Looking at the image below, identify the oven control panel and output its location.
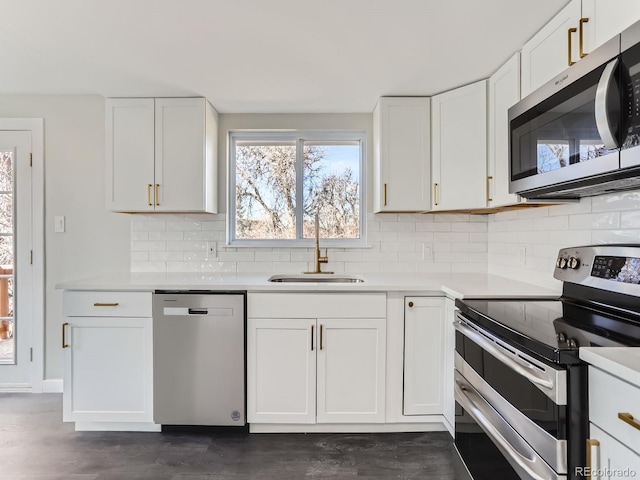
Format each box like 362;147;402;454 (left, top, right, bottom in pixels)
554;245;640;293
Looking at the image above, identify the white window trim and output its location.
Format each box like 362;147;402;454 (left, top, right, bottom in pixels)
228;130;367;247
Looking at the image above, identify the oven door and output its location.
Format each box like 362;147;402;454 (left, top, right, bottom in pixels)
509;35;621;196
454;313;568;480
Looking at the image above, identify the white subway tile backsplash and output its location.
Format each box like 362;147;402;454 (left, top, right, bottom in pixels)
255;252;291;262
167;241;204;252
621;211;640;228
380;221;415;232
416;222;451;232
568;212;620;230
533;215;569;231
184;231;220;241
149;251;185;262
131;231;149;241
591;191;640;212
167;221;202;231
131;241;166;251
131;251;149;262
591;229;640;244
149;231;184;241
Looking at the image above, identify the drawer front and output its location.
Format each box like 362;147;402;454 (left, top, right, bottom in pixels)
589;366;640;456
589;424;640;477
248;293;386;319
63;291;152;317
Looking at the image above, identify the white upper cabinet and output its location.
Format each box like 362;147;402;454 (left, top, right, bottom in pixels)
431;80;487;211
487;53;521;208
521;0;582;97
582;0;640;52
106;97;218;213
373;97;431;212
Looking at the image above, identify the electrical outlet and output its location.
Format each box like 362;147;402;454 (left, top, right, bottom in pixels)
205;241;217;260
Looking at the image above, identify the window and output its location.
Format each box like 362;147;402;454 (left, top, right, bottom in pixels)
229;131;365;245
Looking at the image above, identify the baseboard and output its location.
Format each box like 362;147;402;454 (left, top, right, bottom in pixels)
42;378;63;393
249;422;447;433
0;383;31;393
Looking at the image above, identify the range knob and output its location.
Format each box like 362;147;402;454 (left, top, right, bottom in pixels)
568;338;579;349
568;257;581;269
558;257;568;269
557;332;567;343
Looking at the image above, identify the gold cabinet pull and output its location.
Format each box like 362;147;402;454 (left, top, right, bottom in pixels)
568;27;577;66
93;302;119;307
586;438;600;480
383;183;388;206
618;412;640;431
62;322;69;349
155;184;160;206
433;183;439;206
320;324;324;350
579;17;589;58
408;301;414;308
311;324;314;351
487;176;493;202
147;184;153;206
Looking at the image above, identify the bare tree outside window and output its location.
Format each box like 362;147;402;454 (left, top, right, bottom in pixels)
233;134;362;242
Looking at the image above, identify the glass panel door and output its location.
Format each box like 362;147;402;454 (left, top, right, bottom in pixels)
0;150;14;364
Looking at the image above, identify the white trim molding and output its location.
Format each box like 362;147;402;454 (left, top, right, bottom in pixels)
42;378;63;393
0;118;45;393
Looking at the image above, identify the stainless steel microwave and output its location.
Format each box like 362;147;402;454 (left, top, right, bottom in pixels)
509;20;640;199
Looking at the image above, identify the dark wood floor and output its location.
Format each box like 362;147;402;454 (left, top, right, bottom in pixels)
0;393;458;479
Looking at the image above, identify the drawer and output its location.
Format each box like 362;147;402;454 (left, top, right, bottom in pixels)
589;366;640;456
589;424;640;476
63;291;152;317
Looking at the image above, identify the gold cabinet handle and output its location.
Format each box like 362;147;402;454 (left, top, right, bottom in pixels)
568;27;577;66
320;324;324;350
311;324;314;351
579;17;589;58
93;302;119;307
618;412;640;431
147;184;153;206
408;301;414;308
487;176;493;202
586;438;600;480
383;183;387;207
433;183;439;206
62;322;69;349
155;184;160;206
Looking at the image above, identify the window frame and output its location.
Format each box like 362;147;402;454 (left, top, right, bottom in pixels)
228;130;367;247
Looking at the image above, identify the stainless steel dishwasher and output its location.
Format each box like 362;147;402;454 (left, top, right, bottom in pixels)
153;291;245;426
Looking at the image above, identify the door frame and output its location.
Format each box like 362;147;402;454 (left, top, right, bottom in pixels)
0;119;44;393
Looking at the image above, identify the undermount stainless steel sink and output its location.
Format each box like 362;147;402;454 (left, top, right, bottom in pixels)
268;274;365;283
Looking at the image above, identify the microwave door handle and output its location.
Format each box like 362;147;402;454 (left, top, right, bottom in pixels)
595;58;620;150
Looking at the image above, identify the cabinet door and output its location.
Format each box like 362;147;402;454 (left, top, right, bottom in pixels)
316;318;386;423
488;53;521;208
105;98;155;212
247;318;316;424
154;98;217;213
582;0;640;53
431;80;487;211
442;298;456;433
373;97;431;212
589;424;640;478
403;297;444;416
521;0;581;97
63;317;153;423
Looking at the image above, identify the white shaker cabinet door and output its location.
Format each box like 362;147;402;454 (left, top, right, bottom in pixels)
105;98;155;212
247;318;317;424
316;318;386;423
582;0;640;53
154;98;217;213
431;80;487;211
62;317;154;424
403;297;445;416
488;53;521;208
521;0;581;97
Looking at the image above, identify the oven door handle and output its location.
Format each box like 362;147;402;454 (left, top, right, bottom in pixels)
454;320;554;391
455;378;557;480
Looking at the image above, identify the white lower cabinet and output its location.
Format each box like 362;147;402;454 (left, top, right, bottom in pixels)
62;291;157;431
589;424;640;479
403;297;444;416
247;293;387;426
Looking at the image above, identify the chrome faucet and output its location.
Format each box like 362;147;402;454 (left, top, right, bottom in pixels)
304;214;333;274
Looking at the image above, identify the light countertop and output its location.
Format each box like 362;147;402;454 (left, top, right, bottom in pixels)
55;272;560;299
580;347;640;389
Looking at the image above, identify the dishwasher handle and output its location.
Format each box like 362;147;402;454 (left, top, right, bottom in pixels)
188;308;208;315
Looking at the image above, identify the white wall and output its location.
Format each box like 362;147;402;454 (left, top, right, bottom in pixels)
0;95;130;379
488;192;640;289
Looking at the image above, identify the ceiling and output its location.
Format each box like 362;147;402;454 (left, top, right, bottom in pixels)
0;0;566;113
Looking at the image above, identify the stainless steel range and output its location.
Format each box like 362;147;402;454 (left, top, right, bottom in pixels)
454;245;640;480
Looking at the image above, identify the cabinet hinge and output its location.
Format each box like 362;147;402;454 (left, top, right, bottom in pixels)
30;348;33;362
29;153;32;167
30;250;33;265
